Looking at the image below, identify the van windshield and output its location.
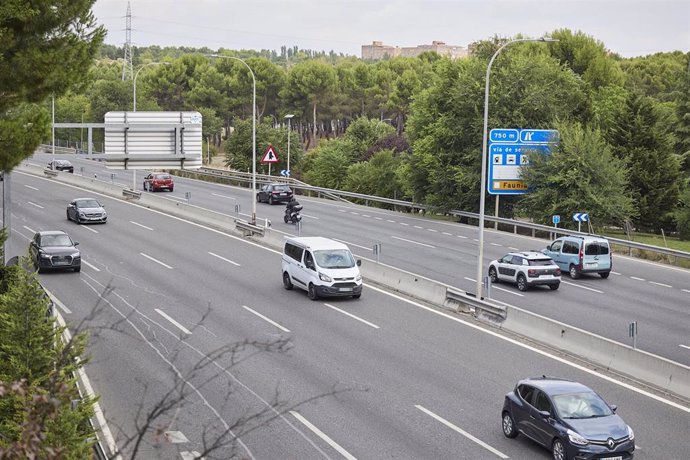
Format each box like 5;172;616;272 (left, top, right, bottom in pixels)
314;249;355;269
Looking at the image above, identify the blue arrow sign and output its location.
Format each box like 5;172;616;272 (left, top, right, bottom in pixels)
572;212;589;222
519;129;559;144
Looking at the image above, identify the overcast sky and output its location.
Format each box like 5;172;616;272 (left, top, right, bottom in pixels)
92;0;689;58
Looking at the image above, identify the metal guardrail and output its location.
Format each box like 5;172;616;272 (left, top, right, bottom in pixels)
445;288;507;320
235;219;265;237
122;188;142;199
43;168;59;177
194;166;690;264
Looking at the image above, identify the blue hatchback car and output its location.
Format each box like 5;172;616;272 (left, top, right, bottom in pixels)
502;376;635;460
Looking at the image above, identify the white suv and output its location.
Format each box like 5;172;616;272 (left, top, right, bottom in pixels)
488;251;561;291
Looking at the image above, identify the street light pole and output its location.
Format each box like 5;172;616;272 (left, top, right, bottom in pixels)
284;114;294;176
208;54;257;224
475;37;557;300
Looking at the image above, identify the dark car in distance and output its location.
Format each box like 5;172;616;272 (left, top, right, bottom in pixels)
256;183;293;204
143;173;174;192
502;376;635;460
47;159;74;173
29;230;81;273
66;198;107;224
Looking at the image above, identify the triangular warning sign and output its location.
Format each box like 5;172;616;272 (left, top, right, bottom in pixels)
261;145;279;163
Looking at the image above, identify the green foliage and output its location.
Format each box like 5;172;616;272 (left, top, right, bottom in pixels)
0;262;94;456
608;94;683;231
224;118;303;173
344;150;403;201
621;51;688;102
518;122;636;228
301;139;353;189
676;189;690;240
283;60;338;133
0;0;105;171
343;117;396;161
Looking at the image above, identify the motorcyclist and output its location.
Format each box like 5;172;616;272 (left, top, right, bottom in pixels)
286;196;300;215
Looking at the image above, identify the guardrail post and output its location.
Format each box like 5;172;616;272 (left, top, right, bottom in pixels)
234;204;241;220
185;191;191;203
484;275;491;299
110;173;116;184
373;243;382;263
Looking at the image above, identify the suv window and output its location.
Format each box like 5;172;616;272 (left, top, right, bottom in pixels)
585;242;609;255
284;242;304;262
517;384;535;404
273;184;290;191
562;240;580;254
534;390;553;413
550;240;562;252
510;256;523;265
528;258;554;266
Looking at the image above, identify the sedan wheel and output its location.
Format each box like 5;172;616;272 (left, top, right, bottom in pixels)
569;264;581;279
502;412;518;438
256;194;261;202
552;438;566;460
516;274;528;291
488;266;499;283
283;272;293;290
268;196;274;205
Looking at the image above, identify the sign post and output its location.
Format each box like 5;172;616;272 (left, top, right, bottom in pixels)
572;212;589;232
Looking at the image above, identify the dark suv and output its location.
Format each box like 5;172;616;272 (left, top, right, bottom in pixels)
29;231;81;273
502;376;635;460
47;159;74;173
256;183;293;204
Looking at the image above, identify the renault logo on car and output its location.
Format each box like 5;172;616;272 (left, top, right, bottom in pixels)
607;438;615;449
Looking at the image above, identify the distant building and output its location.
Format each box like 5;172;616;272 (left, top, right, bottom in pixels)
362;40;468;60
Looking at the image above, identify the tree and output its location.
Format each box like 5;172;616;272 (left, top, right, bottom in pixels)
0;0;105;171
301;139;353;189
518;122;636;228
283;60;337;140
608;94;683;231
344;149;403;203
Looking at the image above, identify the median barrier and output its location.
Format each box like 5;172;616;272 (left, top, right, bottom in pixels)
16;162;690;402
500;305;690;399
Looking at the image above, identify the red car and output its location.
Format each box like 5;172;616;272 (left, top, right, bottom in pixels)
143;173;174;192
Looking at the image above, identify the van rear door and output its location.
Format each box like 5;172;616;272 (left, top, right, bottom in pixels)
583;240;611;271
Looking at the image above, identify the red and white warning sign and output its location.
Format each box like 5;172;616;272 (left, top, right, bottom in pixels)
261;145;279;163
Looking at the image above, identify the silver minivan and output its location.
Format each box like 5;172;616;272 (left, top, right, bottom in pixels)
542;236;612;279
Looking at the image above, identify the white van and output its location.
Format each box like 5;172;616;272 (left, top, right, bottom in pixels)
282;237;362;300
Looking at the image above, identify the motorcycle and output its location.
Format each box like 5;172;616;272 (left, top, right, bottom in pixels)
284;204;303;224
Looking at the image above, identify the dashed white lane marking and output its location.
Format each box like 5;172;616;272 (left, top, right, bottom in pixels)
457;235;468;239
442;232;452;236
649;281;672;288
242;305;290;332
683;289;690;294
387;219;395;223
140;252;173;269
333;238;372;251
23;225;36;234
24;185;39;190
464;277;524;297
560;281;603;294
413;225;423;229
489;242;501;247
155;308;191;335
81;260;100;272
301;213;319;219
28;201;44;209
375;217;383;220
211;192;236;200
680;344;690;351
290;411;357;460
508;247;520;251
180;452;204;460
208;251;241;266
611;271;622;275
427;228;438;232
631;276;646;281
392;236;435;248
82;225;99;233
130;220;154;231
362;214;371;218
416;405;508;458
350;212;359;215
323;303;379;329
400;222;409;226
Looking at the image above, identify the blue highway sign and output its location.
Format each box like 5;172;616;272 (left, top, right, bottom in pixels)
572;212;589;222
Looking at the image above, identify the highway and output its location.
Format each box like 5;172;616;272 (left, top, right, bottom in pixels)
27;153;690;365
3;157;689;459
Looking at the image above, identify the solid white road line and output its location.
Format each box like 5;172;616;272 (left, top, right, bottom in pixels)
365;283;690;414
290;411;357;460
301;214;319;219
28;201;44;209
631;276;646;281
649;281;672;288
680;344;690;351
242;305;290;332
211;192;236;200
140;252;173;269
560;280;603;294
81;260;100;272
323;303;380;329
130;220;154;231
415;405;508;459
209;251;241;266
44;287;72;314
155;308;192;335
24;185;39;190
23;225;36;234
392;236;435;249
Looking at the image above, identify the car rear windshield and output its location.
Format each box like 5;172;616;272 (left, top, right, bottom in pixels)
585;242;609;255
155;174;171;180
273;185;290;191
528;258;554;266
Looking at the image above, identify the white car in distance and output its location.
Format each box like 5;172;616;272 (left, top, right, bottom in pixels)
488;251;561;291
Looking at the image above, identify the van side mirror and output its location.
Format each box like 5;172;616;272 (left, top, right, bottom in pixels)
74;242;79;246
610;404;617;413
356;259;361;266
